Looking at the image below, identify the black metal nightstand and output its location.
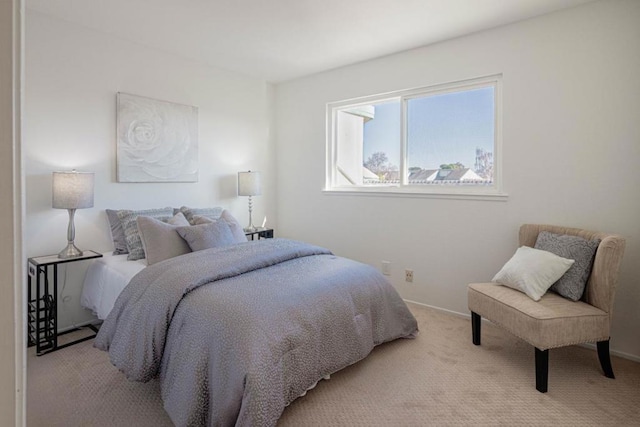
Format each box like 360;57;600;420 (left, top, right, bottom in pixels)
27;250;102;355
245;228;274;241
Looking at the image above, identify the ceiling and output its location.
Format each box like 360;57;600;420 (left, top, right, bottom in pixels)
27;0;596;83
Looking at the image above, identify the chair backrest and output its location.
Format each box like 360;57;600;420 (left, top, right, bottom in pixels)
519;224;625;316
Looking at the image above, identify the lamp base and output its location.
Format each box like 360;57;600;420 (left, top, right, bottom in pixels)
58;242;83;259
243;225;257;233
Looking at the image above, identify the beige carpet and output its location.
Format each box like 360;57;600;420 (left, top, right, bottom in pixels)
27;303;640;426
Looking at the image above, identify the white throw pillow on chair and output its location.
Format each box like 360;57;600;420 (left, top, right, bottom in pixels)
492;246;575;301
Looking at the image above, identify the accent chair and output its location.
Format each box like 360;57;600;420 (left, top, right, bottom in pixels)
467;224;626;392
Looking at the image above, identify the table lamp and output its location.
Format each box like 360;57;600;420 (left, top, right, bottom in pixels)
52;170;95;258
237;170;262;232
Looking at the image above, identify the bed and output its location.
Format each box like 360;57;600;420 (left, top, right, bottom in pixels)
92;238;417;426
80;252;146;320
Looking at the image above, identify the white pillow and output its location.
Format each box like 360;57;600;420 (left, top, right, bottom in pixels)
492;246;575;301
136;212;192;265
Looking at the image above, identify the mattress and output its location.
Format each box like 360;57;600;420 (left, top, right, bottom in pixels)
81;253;146;320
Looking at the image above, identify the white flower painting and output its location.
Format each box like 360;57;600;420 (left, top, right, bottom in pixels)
117;93;198;182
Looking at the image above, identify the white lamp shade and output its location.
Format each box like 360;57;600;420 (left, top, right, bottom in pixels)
238;171;262;196
52;171;95;209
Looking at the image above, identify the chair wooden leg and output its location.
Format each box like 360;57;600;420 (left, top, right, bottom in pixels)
471;312;481;345
535;348;549;393
597;340;615;379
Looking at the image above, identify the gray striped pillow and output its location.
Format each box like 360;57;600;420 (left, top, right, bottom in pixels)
117;207;174;261
179;206;223;225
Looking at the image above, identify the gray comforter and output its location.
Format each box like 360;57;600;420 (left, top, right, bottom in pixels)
95;238;418;426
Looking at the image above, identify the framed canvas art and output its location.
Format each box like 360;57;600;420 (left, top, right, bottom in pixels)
116;93;198;182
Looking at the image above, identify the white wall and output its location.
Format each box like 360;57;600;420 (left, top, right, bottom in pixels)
275;0;640;359
25;10;276;329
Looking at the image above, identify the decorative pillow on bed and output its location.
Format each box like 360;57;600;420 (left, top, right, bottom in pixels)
176;220;237;252
192;215;212;225
492;246;575;301
534;231;600;301
193;210;247;243
106;209;129;255
137;213;192;265
179;206;224;225
117;207;175;261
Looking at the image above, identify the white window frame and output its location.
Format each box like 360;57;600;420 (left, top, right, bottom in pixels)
325;75;507;201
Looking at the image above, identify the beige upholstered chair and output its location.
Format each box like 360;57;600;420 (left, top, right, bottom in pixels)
468;224;625;392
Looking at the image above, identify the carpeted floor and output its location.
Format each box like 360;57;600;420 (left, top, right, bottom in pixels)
27;302;640;426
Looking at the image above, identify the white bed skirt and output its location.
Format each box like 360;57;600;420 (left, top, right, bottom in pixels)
81;253;146;320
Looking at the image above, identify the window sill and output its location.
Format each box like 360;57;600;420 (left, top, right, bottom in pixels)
322;186;508;202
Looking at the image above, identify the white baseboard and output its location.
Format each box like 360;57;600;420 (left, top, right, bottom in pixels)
580;342;640;363
404;299;640;363
404;299;470;319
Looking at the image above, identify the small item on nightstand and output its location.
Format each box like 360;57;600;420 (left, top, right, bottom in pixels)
245;228;274;241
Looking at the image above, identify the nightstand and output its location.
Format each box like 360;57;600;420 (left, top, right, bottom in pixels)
245;228;274;240
27;250;103;355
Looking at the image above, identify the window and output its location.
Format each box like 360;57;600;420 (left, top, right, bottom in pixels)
326;75;504;199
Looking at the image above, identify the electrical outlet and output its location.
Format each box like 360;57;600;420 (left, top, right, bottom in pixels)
405;269;414;283
381;261;391;276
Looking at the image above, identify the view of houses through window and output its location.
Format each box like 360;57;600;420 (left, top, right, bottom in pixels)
328;76;501;195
